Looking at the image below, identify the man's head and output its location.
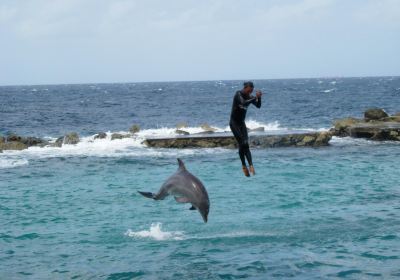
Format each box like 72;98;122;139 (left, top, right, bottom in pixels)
242;81;254;95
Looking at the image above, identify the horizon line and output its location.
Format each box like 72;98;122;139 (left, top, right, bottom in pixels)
1;74;399;88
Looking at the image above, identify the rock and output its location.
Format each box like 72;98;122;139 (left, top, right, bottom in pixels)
94;132;107;139
176;122;188;129
0;134;48;150
297;135;316;146
332;112;400;141
348;122;400;141
315;131;333;146
21;137;48;147
248;127;265;132
111;133;130;140
364;108;389;121
0;141;28;151
332;117;362;137
175;129;190;135
63;132;80;144
7;134;22;142
55;137;64;147
129;124;140;134
382;116;400;122
389;131;399;138
55;132;80;146
200;123;217;132
143;131;331;148
395;112;400;117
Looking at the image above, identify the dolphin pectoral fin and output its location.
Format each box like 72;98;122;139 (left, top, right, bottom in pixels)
138;191;155;199
189;205;196;210
174;196;190;203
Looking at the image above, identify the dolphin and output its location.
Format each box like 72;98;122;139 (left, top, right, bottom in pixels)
138;158;210;223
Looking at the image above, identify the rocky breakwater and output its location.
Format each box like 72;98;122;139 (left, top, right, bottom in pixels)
0;135;49;152
331;108;400;141
0;124;141;152
143;130;332;149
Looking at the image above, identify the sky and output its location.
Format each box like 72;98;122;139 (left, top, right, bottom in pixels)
0;0;399;85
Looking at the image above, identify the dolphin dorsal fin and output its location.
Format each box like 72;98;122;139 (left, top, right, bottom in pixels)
177;158;186;170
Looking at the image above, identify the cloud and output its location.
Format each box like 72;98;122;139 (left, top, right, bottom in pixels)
0;4;16;23
354;0;400;29
0;0;399;85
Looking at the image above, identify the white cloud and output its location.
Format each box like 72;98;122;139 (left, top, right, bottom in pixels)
354;0;400;28
0;0;399;85
0;4;16;23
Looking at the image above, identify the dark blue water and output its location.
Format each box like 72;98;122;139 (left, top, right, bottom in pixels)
1;77;400;279
1;77;399;137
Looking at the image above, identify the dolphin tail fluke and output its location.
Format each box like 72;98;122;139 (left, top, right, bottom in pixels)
138;191;156;199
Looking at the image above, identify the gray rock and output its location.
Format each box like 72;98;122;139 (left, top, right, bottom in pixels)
381;116;400;122
63;132;80;145
55;132;80;146
21;137;48;147
175;129;190;135
332;113;400;141
143;132;332;148
54;137;64;147
111;133;130;140
348;122;400;141
0;134;48;150
364;108;389;121
7;134;22;142
332;117;362;137
129;124;140;134
94;132;107;139
0;141;28;151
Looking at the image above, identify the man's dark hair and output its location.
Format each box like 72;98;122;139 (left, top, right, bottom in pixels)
243;81;254;88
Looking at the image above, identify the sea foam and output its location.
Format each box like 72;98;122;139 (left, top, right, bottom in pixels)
125;223;185;241
0;158;29;169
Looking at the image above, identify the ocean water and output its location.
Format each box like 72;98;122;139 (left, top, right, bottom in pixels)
1;77;400;279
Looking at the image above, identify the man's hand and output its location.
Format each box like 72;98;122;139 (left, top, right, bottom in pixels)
256;90;262;98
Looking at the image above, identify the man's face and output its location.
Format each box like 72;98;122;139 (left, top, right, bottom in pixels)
243;86;254;95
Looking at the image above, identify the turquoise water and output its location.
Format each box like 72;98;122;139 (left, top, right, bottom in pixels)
1;140;400;279
1;78;400;279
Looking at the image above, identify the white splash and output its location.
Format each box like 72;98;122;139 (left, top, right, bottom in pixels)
322;88;336;93
0;158;29;169
245;119;283;131
125;223;185;241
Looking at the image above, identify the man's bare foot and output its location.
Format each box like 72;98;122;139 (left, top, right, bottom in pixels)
249;165;255;176
242;166;250;177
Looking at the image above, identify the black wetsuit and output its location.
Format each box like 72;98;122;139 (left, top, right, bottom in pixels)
229;90;261;166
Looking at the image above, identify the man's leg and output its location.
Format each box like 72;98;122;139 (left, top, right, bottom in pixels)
230;121;250;177
241;125;255;175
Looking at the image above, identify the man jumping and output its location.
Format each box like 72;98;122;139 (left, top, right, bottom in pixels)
229;81;262;177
